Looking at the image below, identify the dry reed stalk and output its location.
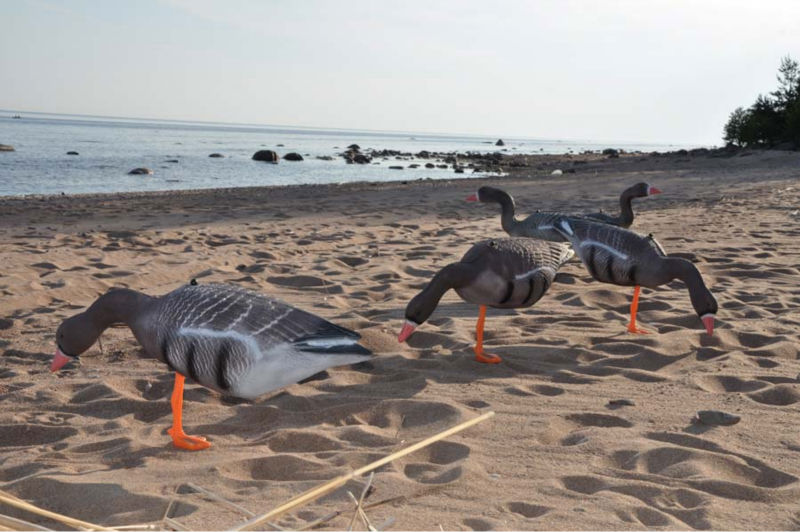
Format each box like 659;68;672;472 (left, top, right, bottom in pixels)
233;411;495;531
345;492;373;531
0;512;52;531
346;472;374;531
109;525;157;530
0;489;112;531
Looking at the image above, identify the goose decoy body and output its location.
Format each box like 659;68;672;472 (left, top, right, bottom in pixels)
51;282;373;451
398;238;574;363
466;183;661;239
583;182;661;228
552;216;717;335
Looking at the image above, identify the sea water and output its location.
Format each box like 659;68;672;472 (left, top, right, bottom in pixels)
0;111;702;197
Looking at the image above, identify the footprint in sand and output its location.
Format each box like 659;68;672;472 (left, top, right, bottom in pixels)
401;441;470;484
507;502;551;519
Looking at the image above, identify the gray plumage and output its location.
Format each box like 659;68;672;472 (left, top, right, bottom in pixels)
551;216;718;321
403;238;574;326
552;216;666;287
55;283;373;399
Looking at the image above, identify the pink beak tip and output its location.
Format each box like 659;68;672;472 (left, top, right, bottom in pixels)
649;186;662;195
50;348;72;372
398;323;417;343
702;315;715;336
465;194;478;202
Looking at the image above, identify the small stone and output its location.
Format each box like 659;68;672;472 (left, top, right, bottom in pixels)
694;410;741;426
209;153;224;158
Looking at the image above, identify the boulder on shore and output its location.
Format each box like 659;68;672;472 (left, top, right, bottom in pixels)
0;144;14;152
283;152;304;161
128;167;153;175
252;150;279;163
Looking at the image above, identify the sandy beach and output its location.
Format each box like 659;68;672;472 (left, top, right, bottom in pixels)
2;149;800;530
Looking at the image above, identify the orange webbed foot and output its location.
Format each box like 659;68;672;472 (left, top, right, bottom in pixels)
626;323;651;335
474;349;502;364
168;428;211;451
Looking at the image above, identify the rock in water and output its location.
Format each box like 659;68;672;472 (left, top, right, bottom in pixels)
67;151;79;155
495;139;505;146
209;153;224;158
0;144;14;152
128;167;153;175
283;152;304;161
252;150;279;163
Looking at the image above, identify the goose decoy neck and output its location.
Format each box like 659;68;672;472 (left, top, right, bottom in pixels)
53;288;153;368
665;257;717;335
617;182;659;227
471;186;518;234
399;263;473;342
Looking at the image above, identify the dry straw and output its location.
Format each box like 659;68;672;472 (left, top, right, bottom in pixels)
233;410;495;531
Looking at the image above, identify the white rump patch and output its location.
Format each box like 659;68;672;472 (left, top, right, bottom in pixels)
579;240;629;260
302;337;358;347
558;219;574;236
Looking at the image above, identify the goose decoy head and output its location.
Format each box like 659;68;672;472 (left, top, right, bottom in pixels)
692;291;718;336
398;289;440;343
465;186;509;203
52;314;97;371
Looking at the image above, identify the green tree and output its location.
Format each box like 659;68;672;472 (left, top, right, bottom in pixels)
723;107;749;145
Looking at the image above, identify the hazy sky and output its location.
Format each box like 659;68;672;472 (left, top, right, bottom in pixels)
2;0;800;144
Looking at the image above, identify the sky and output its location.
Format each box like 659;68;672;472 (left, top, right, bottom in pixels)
2;0;800;145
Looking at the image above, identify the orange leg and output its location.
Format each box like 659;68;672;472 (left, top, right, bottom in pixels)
167;373;211;451
626;286;650;334
474;305;502;364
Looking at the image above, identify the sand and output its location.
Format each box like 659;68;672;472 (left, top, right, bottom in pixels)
1;149;799;530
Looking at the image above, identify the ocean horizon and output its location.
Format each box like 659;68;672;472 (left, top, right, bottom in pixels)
0;110;708;197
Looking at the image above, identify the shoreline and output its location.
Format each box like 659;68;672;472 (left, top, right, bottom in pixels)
2;147;797;205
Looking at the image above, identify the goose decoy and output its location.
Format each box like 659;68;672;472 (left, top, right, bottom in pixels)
583;182;661;228
51;282;373;451
466;183;661;239
552;216;717;335
398;238;574;363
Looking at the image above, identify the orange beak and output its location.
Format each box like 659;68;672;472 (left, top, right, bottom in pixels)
398;322;417;343
50;348;73;372
465;194;478;202
648;186;662;195
701;315;714;336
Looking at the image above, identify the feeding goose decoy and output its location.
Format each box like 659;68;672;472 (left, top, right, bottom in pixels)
466;183;661;239
398;238;574;364
552;216;717;335
51;282;373;451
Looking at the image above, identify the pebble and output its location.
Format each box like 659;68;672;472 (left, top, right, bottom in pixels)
694;410;741;426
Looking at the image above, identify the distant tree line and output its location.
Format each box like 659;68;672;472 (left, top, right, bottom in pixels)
723;55;800;149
